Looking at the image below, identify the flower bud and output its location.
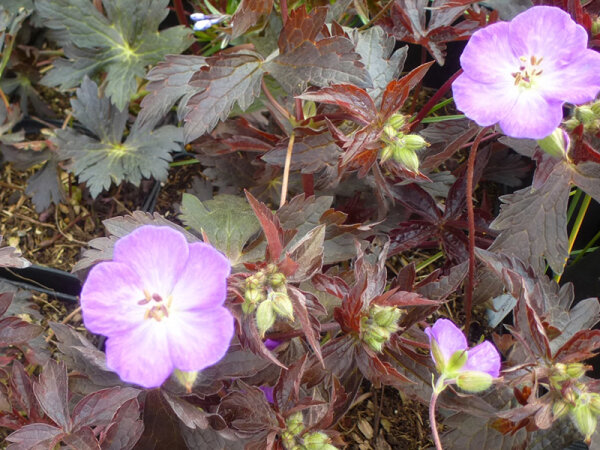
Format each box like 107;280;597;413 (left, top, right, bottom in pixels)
383;125;397;139
572;404;598;441
589;393;600;416
566;363;588;380
393;144;421;173
593;18;600;35
372;305;402;330
553;399;570;419
303;431;337;450
244;287;263;305
576;105;595;124
590;101;600;116
455;370;493;393
303;101;317;119
256;300;276;337
173;369;198;393
387;113;405;130
269;272;286;287
270;291;294;320
402;134;429;152
286;411;305;436
537;128;569;159
380;144;394;163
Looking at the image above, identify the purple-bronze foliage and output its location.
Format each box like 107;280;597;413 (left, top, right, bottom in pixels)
425;318;501;378
453;6;600;139
80;225;234;388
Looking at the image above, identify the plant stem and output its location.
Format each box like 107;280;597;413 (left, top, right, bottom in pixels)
555;193;591;282
261;79;293;121
280;0;288;24
280;132;295;207
429;379;445;450
172;0;187;26
571;229;600;266
566;188;582;225
465;127;488;334
409;69;463;132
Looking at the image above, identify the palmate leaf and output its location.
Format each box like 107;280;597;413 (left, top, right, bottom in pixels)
54;78;182;198
264;6;372;95
351;26;407;103
183;50;265;143
230;0;274;39
179;193;261;266
35;0;193;110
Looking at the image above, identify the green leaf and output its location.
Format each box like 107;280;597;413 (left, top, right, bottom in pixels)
179;193;261;265
35;0;193;109
54;77;182;197
183;50;265;142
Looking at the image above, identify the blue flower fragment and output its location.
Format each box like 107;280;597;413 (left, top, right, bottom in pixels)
190;12;225;31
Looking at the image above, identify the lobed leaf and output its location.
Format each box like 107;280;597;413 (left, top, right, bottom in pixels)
32;360;71;431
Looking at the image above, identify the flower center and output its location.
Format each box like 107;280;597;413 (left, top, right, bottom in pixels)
512;55;544;88
138;289;173;322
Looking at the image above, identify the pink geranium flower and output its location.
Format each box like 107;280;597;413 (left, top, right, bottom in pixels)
80;225;234;388
425;318;500;379
452;6;600;139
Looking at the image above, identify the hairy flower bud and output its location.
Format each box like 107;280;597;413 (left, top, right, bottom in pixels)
537;128;569;159
572;404;598;442
269;272;286;287
392;143;421;173
566;363;588;380
553;399;570;420
303;431;337;450
387;113;405;130
372;305;402;330
256;300;276;337
456;370;493;393
270;291;294;320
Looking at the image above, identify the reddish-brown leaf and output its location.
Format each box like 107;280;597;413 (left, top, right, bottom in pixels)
297;84;377;125
379;61;434;120
231;0;274;39
245;190;285;261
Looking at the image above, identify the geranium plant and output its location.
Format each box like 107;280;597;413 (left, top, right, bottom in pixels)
1;1;600;449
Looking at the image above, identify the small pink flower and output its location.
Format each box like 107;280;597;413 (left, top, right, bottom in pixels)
81;225;234;388
425;318;500;378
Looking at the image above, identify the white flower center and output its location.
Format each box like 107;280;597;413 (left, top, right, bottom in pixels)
512;55;544;88
138;289;173;322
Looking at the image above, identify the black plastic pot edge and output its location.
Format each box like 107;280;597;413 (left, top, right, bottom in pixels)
0;265;80;303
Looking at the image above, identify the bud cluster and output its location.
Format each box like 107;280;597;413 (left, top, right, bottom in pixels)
243;264;293;337
360;304;402;352
564;101;600;133
379;113;429;173
548;362;600;441
281;412;336;450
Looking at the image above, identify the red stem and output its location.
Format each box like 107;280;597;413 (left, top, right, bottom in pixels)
294;97;314;197
280;0;288;24
172;0;187;25
409;68;463;132
429;388;443;450
464;127;489;334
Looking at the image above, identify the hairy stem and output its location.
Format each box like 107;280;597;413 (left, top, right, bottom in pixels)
429;378;445;450
465;127;488;333
280;133;296;207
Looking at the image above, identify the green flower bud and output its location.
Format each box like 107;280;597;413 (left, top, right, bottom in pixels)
380;144;395;163
589;393;600;416
387;113;405;130
446;349;468;376
256;300;276;337
270;291;295;320
372;305;402;330
173;369;198;393
537;128;569;159
303;431;337;450
364;334;386;353
286;411;305;437
455;370;493;393
553;399;571;419
383;125;398;139
576;105;595;124
572;404;598;441
402;134;429;152
563;117;580;131
266;263;278;274
269;272;286;287
566;363;588;380
592;18;600;36
393;145;421;173
244;287;263;305
303;101;317;119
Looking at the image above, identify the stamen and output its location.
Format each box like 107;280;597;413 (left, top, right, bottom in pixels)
152;293;163;302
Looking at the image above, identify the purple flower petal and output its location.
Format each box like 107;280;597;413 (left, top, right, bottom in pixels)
167;307;234;372
498;93;563;139
539;51;600;105
458;22;517;85
452;74;517;127
113;226;188;298
170;243;230;311
463;341;501;378
80;261;145;335
425;318;467;366
105;322;173;388
508;6;585;68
